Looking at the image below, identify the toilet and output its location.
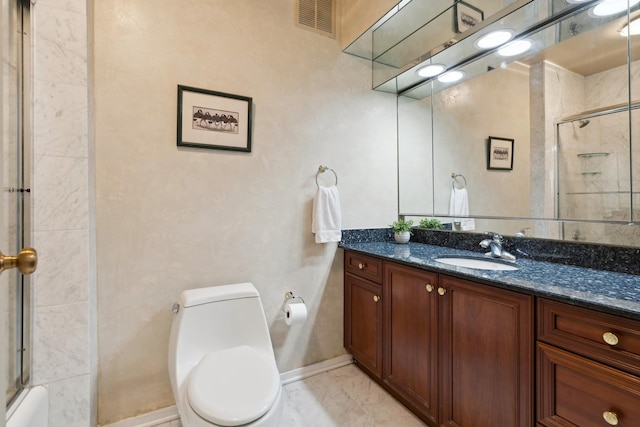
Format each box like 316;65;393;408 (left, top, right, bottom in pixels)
168;282;284;427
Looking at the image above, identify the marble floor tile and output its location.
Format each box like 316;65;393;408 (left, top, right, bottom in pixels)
281;364;426;427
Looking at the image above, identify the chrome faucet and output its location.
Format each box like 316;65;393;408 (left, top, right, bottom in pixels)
479;232;516;261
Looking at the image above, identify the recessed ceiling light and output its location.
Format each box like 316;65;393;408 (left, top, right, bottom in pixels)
593;0;640;17
497;39;532;56
437;70;465;83
621;17;640;36
416;64;447;78
475;29;514;49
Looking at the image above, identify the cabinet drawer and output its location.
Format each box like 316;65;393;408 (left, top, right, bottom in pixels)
538;299;640;376
345;251;383;284
538;342;640;427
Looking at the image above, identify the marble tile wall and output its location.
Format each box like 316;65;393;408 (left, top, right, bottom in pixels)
554;59;640;246
30;0;93;426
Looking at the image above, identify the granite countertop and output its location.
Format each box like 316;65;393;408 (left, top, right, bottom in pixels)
340;241;640;321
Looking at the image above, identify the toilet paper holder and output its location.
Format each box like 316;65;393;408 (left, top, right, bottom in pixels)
283;291;305;312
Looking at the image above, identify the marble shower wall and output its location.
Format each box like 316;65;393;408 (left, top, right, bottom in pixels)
555;60;640;246
30;0;93;426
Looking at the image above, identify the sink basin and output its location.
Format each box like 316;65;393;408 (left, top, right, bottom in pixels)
433;255;519;271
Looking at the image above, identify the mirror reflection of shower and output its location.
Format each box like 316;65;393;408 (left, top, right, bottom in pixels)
557;107;640;247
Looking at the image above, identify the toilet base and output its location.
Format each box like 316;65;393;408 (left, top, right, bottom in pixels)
178;385;284;427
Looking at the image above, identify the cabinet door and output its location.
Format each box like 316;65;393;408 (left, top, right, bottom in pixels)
384;263;438;425
538;342;640;427
439;275;534;427
344;273;383;378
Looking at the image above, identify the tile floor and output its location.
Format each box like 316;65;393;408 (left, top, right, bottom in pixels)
160;363;426;427
281;364;426;426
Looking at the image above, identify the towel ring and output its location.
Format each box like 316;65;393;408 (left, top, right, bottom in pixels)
451;172;467;189
316;165;338;188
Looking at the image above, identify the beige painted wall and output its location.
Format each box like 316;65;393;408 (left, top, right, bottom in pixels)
432;65;531;218
398;64;531;222
340;0;399;49
93;1;397;424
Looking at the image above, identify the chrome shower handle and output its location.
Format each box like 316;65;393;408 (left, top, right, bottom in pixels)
0;247;38;275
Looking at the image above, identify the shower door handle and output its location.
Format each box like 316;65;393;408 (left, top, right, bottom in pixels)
0;247;38;275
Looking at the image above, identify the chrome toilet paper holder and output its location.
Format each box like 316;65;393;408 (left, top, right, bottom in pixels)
283;291;305;312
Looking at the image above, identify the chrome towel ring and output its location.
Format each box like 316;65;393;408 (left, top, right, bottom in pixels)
451;172;467;189
316;165;338;188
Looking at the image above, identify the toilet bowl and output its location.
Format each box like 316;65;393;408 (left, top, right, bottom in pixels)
168;283;284;427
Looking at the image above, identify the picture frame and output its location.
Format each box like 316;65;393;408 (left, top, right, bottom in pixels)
177;85;252;152
487;136;514;170
453;1;484;33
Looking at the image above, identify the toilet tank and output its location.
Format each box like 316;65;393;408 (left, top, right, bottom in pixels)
169;282;275;388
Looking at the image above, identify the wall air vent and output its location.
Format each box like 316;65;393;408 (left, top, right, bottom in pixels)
296;0;336;39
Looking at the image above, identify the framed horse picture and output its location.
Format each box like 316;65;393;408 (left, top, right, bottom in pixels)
177;85;252;152
487;136;514;170
453;1;484;34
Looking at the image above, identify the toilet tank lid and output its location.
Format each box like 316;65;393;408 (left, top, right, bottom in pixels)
180;283;259;308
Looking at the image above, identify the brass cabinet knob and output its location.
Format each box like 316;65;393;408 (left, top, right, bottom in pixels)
426;284;434;292
358;262;366;270
603;332;619;346
437;287;446;296
602;411;619;426
0;248;38;275
373;295;380;303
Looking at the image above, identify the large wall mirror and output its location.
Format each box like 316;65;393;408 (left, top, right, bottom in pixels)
395;0;640;246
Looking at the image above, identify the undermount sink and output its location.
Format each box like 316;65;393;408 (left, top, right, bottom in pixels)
433;255;520;271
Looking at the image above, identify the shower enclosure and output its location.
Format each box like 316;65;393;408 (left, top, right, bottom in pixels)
557;104;640;246
2;0;34;411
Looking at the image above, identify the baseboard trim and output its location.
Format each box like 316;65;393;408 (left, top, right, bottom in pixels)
280;353;353;385
102;354;354;427
101;405;179;427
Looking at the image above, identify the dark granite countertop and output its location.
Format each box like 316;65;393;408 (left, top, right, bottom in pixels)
340;241;640;321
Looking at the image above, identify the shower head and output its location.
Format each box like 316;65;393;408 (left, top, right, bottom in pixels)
579;119;590;128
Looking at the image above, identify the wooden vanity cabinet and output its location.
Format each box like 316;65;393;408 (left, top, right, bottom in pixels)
384;263;439;425
344;252;383;378
537;299;640;426
438;275;534;427
344;250;534;427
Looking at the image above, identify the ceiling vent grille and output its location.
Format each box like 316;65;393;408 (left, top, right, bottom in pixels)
296;0;336;39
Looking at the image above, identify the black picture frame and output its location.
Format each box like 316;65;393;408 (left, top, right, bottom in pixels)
454;1;484;34
177;85;252;152
487;136;514;170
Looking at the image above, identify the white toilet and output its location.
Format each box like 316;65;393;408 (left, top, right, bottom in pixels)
168;282;284;427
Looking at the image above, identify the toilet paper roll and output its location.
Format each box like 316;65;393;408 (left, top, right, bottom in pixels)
285;301;307;326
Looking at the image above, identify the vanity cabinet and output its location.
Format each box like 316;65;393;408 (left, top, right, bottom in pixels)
344;250;534;427
384;263;438;425
537;299;640;426
438;275;534;427
344;252;383;378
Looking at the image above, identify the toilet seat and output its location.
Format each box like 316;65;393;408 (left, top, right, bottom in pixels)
187;345;280;427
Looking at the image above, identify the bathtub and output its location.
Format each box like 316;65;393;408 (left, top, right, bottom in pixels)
7;386;48;427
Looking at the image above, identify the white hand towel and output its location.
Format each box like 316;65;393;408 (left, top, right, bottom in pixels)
449;187;475;231
312;185;342;243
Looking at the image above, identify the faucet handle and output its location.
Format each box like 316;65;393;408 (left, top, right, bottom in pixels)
484;231;503;242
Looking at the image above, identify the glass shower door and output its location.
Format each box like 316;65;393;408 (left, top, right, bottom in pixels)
2;0;35;409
